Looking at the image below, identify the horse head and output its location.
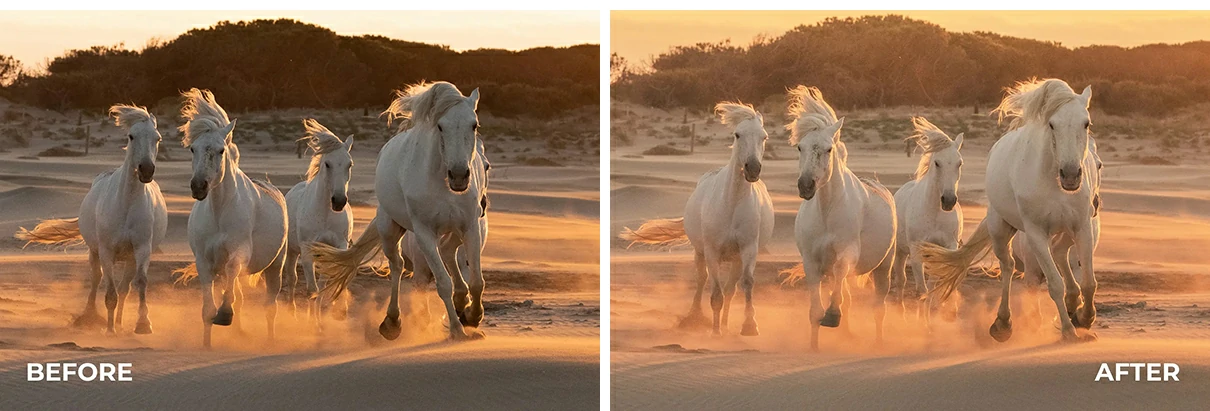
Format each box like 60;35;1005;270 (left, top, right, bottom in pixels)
716;102;767;183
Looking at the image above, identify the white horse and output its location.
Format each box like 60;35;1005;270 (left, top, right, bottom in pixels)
783;86;896;351
1013;136;1103;325
620;102;774;336
892;117;964;326
399;140;490;329
180;88;288;348
917;78;1098;343
313;81;488;341
283;119;354;321
15;105;167;335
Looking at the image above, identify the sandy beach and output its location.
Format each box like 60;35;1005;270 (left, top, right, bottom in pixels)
0;102;601;408
610;102;1210;409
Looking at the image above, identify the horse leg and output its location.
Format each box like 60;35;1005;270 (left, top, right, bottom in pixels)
909;249;930;327
720;260;740;331
678;249;710;329
99;247;119;335
75;249;105;327
115;259;134;329
300;249;322;322
803;258;825;351
739;245;759;336
704;249;726;336
198;258;217;348
377;220;407;340
1051;239;1080;323
1023;226;1088;342
262;248;285;342
987;217;1017;342
448;243;473;326
891;248;909;321
133;244;153;334
404;252;435;329
414;226;478;340
1073;227;1098;331
213;255;241;327
461;228;486;329
871;254;893;344
838;277;853;337
282;244;299;317
820;257;851;329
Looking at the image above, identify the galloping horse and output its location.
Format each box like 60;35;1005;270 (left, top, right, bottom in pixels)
892;117;964;326
783;86;896;351
916;78;1099;343
16;104;167;335
621;102;774;336
180;88;288;348
313;81;488;341
283;119;354;321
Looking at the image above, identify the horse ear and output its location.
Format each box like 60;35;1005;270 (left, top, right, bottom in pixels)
1080;85;1092;104
345;134;355;152
831;117;845;142
955;133;965;150
468;88;480;111
222;119;237;144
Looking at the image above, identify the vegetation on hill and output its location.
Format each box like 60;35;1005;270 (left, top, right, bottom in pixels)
0;19;599;118
611;15;1210;116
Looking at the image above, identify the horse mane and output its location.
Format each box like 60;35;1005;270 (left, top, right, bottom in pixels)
382;81;468;128
786;86;839;145
108;105;154;129
299;119;346;181
993;78;1080;130
714;102;761;127
907;116;955;180
178;88;231;146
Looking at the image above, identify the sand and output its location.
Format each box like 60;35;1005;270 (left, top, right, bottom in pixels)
610;102;1210;409
0;105;600;408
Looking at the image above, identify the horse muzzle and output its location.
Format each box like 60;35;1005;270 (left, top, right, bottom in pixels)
941;193;957;211
137;162;155;184
190;179;209;201
743;161;762;183
447;167;471;193
331;195;348;212
1059;165;1083;192
798;178;817;201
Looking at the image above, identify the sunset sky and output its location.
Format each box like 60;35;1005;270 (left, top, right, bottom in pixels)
0;11;600;68
613;11;1210;66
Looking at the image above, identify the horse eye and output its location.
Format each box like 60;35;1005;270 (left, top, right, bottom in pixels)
1097;163;1103;170
825;147;832;154
473;123;480;131
438;125;443;133
189;147;194;153
1049;123;1055;130
796;146;801;152
1085;121;1091;129
128;134;134;140
934;160;940;167
325;163;331;169
218;148;224;155
734;133;740;139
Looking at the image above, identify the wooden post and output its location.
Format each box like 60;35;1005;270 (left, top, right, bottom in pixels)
84;126;91;156
689;123;696;154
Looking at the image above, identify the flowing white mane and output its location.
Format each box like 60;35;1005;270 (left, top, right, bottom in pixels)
714;102;761;126
179;88;232;146
786;86;839;145
382;81;468;128
299;119;346;181
109;105;155;129
993;78;1081;130
907;116;955;179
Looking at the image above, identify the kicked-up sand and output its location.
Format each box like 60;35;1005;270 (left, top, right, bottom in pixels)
0;104;601;409
610;102;1210;409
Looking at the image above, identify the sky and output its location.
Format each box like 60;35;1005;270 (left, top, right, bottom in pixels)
613;11;1210;66
0;11;600;68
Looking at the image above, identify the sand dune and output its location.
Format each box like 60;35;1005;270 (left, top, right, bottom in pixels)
611;103;1210;408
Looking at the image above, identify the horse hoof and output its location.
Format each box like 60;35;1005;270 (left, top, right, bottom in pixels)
676;312;711;330
989;316;1013;342
819;310;841;328
378;316;402;341
211;309;233;326
1075;312;1096;330
454;329;487;341
740;322;760;336
134;321;153;335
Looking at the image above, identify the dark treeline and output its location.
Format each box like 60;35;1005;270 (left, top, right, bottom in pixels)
1;19;599;118
611;15;1210;116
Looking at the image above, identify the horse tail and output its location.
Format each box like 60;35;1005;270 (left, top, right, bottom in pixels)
779;263;805;285
619;217;689;249
914;218;992;303
14;218;84;248
172;263;198;285
172;263;261;286
313;221;382;301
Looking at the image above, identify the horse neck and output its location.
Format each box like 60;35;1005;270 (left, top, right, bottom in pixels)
416;125;445;180
817;157;854;208
209;151;242;209
306;162;332;208
916;161;941;207
719;162;750;205
1022;123;1058;177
